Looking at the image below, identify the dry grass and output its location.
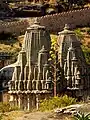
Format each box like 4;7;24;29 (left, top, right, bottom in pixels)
0;35;24;53
1;111;25;120
1;102;90;120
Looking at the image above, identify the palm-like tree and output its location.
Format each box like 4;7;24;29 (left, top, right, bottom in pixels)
74;112;90;120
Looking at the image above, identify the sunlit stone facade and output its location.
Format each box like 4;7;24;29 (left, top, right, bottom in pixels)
8;19;52;110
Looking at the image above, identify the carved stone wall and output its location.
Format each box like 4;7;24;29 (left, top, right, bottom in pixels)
8;20;52;110
57;25;90;99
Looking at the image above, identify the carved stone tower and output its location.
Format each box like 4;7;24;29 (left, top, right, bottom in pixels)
57;24;90;99
8;19;52;110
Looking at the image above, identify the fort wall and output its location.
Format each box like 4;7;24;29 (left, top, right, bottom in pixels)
0;7;90;34
38;7;90;32
0;19;29;35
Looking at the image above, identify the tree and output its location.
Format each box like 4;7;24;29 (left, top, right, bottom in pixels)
49;34;59;96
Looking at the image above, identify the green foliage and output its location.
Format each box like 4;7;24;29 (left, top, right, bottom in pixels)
0;102;19;113
49;34;58;63
74;28;84;40
81;45;90;65
0;102;10;113
74;112;90;120
0;114;2;120
87;29;90;35
39;95;76;111
9;106;19;111
74;28;90;65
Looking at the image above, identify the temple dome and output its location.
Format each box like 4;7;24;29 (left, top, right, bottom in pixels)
27;18;45;30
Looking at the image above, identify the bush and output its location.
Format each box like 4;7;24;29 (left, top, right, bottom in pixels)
87;29;90;35
74;112;90;120
74;28;84;40
81;45;90;65
0;102;19;113
0;114;2;120
39;95;76;111
0;102;10;113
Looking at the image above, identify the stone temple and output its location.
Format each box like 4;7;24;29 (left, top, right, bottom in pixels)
57;24;90;99
0;21;90;109
8;19;52;110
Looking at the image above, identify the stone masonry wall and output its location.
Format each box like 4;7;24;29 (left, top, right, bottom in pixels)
0;7;90;34
0;19;29;35
38;7;90;32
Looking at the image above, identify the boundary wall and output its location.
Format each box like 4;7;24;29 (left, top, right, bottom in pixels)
0;19;29;35
38;7;90;32
0;7;90;34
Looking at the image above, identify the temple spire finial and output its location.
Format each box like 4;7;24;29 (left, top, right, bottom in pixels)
34;17;40;24
42;45;45;49
64;24;70;30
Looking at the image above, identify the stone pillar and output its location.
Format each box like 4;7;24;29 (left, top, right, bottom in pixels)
32;94;36;109
24;94;27;110
43;64;49;80
21;94;24;109
36;80;42;90
36;94;40;110
32;80;36;90
14;94;18;107
27;94;30;110
17;94;24;109
24;80;27;90
15;66;21;80
27;80;32;90
18;80;24;91
18;94;21;109
34;65;38;80
15;80;18;90
64;59;67;76
41;80;46;90
24;65;29;80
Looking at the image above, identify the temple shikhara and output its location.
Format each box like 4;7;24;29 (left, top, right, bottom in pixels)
0;19;90;110
8;19;52;110
57;25;90;98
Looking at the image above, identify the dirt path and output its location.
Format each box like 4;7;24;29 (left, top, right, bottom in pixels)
1;111;72;120
14;111;72;120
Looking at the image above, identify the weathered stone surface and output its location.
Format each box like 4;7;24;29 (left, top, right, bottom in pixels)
57;24;90;98
54;104;82;115
0;23;90;108
8;18;52;110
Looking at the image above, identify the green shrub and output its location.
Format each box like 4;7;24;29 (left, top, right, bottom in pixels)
74;28;84;40
39;95;76;111
9;106;19;111
74;112;90;120
87;29;90;35
0;102;19;113
0;102;10;113
81;45;90;65
0;114;2;120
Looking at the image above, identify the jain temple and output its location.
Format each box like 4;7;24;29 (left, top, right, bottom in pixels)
0;19;90;110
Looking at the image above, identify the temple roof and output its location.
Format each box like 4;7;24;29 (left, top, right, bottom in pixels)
27;18;45;30
58;24;75;35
